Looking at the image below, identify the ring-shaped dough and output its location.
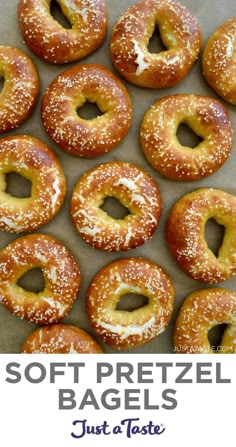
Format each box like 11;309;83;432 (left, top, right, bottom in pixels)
0;234;81;324
86;257;174;350
140;94;233;180
202;18;236;105
18;0;108;64
174;288;236;354
21;324;103;353
0;135;66;233
110;0;202;88
41;64;132;157
70;161;162;251
0;46;39;133
166;188;236;283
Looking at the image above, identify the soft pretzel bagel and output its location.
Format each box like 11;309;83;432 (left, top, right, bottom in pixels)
0;234;81;324
202;18;236;105
21;324;103;353
70;161;162;251
110;0;202;88
0;135;66;233
166;188;236;283
18;0;108;64
0;46;39;133
41;64;132;157
140;94;233;180
174;288;236;354
86;257;174;350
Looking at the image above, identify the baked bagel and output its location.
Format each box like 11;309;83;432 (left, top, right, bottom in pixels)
21;324;103;353
0;46;39;133
41;64;132;157
166;188;236;283
202;18;236;105
86;257;174;350
18;0;108;64
140;94;233;180
0;135;66;233
174;288;236;354
110;0;202;88
0;234;81;324
70;161;162;251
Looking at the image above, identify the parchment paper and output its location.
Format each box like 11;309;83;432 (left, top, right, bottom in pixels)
0;0;235;353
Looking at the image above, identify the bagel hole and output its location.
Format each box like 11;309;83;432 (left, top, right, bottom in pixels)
6;172;32;198
208;324;227;352
101;197;130;219
50;0;72;29
77;101;104;120
148;26;167;53
176;123;203;148
205;218;225;257
116;293;149;312
17;268;45;293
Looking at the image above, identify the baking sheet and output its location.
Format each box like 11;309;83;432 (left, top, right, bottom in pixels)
0;0;235;353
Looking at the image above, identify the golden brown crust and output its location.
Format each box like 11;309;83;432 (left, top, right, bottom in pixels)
0;46;39;133
86;257;174;350
174;288;236;354
70;161;162;251
0;234;81;324
221;324;236;353
0;135;66;233
140;94;233;180
18;0;108;64
110;0;202;88
41;64;132;157
21;324;103;353
166;188;236;283
202;18;236;105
